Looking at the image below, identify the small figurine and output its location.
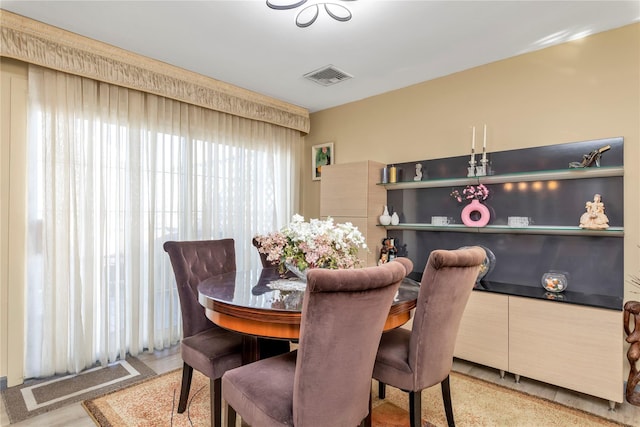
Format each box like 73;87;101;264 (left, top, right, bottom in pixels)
414;163;423;181
378;238;390;265
579;193;609;229
379;238;397;264
569;144;611;168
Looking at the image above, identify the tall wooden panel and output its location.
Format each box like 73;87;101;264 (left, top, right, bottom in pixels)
321;161;387;267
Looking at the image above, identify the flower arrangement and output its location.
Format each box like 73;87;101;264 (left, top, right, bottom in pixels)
254;214;367;275
450;184;490;203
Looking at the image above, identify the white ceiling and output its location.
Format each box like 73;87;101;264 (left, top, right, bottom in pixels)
2;1;639;113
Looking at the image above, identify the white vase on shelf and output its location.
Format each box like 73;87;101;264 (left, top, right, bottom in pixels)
391;212;400;226
379;206;391;225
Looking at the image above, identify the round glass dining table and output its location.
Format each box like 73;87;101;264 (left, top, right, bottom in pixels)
198;267;420;341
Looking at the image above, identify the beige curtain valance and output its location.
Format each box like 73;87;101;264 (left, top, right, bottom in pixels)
0;10;310;134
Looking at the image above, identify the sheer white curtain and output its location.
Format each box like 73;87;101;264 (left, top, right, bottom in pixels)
25;65;301;378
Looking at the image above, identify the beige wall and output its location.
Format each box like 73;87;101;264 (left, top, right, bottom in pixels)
303;23;640;304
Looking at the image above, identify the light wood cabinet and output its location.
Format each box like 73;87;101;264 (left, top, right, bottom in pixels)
509;296;623;403
320;161;387;267
455;294;623;404
454;292;509;372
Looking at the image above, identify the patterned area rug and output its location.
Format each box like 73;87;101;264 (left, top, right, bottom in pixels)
83;368;209;426
1;356;156;424
83;368;628;426
380;372;628;427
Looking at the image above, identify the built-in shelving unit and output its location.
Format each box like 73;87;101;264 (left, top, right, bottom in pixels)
381;165;625;236
384;137;624;303
381;136;624;406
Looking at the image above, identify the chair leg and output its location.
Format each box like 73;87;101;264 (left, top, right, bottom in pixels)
178;362;194;413
211;377;222;427
408;390;422;427
378;381;386;399
363;388;373;427
441;375;455;427
225;400;237;427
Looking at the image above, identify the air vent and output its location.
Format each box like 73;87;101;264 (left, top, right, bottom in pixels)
303;65;353;86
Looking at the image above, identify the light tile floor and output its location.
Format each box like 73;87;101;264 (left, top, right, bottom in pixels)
1;346;639;426
0;346;182;427
452;358;640;426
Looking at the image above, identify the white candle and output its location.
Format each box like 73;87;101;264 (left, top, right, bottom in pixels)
471;126;476;159
483;124;487;151
469;127;476;163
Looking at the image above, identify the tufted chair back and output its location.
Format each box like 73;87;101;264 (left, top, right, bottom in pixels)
222;257;413;427
163;239;242;425
163;239;236;338
293;257;413;426
409;247;484;389
371;246;485;427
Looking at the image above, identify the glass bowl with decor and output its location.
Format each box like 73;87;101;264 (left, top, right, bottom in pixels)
541;271;569;293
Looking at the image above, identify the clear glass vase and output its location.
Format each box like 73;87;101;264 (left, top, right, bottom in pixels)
285;262;307;281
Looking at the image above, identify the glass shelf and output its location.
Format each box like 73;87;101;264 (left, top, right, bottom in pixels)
381;223;624;237
380;166;623;190
380;177;477;189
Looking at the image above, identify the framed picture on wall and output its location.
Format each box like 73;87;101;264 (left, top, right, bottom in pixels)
312;142;334;181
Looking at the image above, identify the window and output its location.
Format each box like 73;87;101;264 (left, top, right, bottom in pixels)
24;65;301;377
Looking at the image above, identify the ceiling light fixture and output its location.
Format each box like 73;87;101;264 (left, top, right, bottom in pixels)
266;0;356;28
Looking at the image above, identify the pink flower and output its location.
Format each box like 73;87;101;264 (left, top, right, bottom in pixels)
451;184;489;203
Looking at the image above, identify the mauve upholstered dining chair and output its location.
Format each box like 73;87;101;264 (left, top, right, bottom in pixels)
369;246;485;427
163;239;244;427
222;257;413;427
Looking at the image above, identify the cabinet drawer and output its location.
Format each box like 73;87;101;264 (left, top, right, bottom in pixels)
454;291;509;371
509;296;623;403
